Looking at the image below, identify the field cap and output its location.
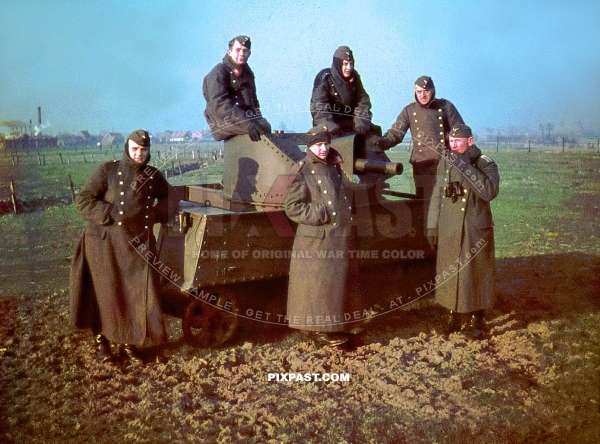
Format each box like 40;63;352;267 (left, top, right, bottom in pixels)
333;45;354;62
307;127;331;147
450;124;473;138
230;35;251;49
127;129;151;147
415;76;435;90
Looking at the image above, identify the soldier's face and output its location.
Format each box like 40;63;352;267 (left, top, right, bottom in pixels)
415;85;433;105
449;136;474;154
341;60;354;78
309;142;330;160
228;40;250;65
128;140;149;164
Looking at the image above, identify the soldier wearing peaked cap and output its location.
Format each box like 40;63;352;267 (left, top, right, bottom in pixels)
203;35;271;142
70;130;176;364
283;129;360;347
426;124;500;339
370;76;464;202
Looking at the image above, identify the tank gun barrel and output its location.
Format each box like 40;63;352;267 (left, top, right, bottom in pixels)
354;158;403;176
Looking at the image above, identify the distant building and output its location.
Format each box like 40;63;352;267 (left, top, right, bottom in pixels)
101;132;124;147
191;130;204;140
156;131;173;144
169;131;191;143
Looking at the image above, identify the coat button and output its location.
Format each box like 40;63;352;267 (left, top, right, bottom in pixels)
117;221;122;226
120;191;124;195
332;212;337;216
462;198;466;202
328;201;332;205
119;181;123;185
323;190;328;194
318;180;322;184
119;211;123;215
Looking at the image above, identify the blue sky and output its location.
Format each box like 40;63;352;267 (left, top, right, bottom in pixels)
1;0;599;137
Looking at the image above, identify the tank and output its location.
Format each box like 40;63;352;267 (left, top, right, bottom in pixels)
155;132;434;347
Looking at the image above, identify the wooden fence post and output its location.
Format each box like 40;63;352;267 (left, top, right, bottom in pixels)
68;174;76;204
59;152;64;164
10;180;18;214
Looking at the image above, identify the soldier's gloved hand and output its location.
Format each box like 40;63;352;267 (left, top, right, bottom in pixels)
247;123;262;142
427;228;438;250
354;121;371;136
327;124;342;137
369;135;391;150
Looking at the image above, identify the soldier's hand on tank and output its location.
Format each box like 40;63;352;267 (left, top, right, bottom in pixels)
369;135;390;150
327;124;342;137
247;123;262;142
354;122;371;136
427;228;438;249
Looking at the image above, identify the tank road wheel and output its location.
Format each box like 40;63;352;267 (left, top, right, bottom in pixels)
182;288;239;348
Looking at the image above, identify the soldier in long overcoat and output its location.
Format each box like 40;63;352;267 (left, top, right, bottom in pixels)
70;130;172;363
426;124;499;339
370;76;464;201
203;35;271;142
283;130;356;346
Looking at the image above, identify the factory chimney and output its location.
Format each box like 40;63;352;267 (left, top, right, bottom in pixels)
38;107;42;126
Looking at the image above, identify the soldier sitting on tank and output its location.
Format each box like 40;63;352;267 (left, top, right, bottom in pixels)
203;35;271;142
311;45;390;185
283;129;360;347
426;124;499;340
370;76;464;200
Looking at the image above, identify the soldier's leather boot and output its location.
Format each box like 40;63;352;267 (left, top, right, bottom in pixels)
463;310;486;340
443;310;461;335
119;344;144;364
94;334;115;363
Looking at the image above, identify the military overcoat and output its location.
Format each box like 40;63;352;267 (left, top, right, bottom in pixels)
386;97;464;164
203;55;269;141
69;147;171;345
284;149;355;332
427;145;499;313
310;66;372;134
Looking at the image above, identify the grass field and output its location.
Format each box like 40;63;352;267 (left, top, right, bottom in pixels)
0;145;599;443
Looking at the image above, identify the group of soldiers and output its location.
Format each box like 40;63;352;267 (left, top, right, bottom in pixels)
70;35;500;362
203;35;500;346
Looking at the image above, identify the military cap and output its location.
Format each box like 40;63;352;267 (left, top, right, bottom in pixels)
333;45;354;62
229;35;251;49
307;127;331;147
127;129;151;147
415;75;435;90
449;124;473;138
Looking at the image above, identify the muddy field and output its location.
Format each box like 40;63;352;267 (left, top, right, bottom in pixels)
0;149;599;443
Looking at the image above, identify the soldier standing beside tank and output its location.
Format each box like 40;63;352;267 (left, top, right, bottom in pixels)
426;124;499;339
284;130;356;347
70;130;173;364
370;76;464;200
203;35;271;141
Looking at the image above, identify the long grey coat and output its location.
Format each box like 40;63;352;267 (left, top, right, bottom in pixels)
284;149;356;332
427;145;499;313
70;147;171;345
